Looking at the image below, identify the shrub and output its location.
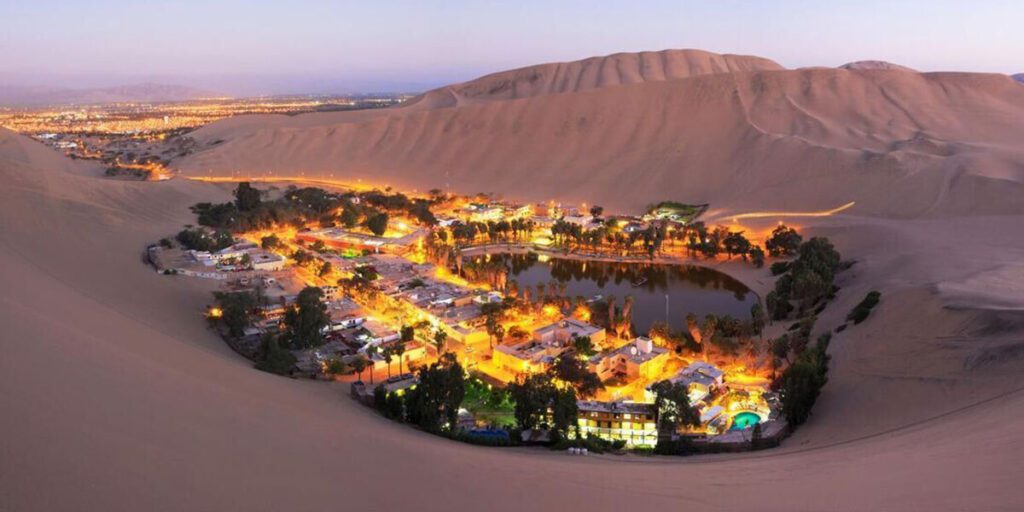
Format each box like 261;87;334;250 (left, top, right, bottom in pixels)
176;227;234;252
847;291;881;324
770;261;791;276
653;437;696;456
452;430;514;447
373;385;387;412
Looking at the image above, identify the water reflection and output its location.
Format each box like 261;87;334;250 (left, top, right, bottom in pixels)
480;253;756;335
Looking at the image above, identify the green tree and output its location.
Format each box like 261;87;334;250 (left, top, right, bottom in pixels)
382;345;394;379
234;182;262;212
323;358;347;376
350;356;368;383
750;302;766;340
213;290;256;338
404;353;465;432
282;286;329;349
318;261;333;278
365;345;379;385
394;342;407;376
400;325;416;342
765;225;802;257
571;334;596;357
749;246;766;268
771;334;791;363
365;212;389;237
339;206;360;228
550;386;579;438
650;380;700;438
254;333;296;375
779;333;831;426
260;234;281;250
485;313;500;349
433;328;448;355
509;374;556;430
547;354;603;398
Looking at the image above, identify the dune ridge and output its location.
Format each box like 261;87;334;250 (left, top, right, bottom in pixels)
404;49;784;109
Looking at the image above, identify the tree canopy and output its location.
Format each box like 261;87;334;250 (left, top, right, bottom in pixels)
650;379;701;435
547;354;603;398
282;287;329;349
765;224;802;257
404;353;465;432
234;182;262;212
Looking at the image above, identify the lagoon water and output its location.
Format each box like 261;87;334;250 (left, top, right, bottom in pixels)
479;253;757;336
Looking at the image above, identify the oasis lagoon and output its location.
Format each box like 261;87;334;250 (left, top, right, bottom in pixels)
476;253;757;336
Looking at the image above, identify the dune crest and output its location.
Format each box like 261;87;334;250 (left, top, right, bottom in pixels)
405;49;784;108
839;60;918;72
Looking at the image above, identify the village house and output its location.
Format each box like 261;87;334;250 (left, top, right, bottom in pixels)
532;318;606;347
589;336;669;382
251;250;286;271
492;338;568;375
576;400;658;447
647;360;726;405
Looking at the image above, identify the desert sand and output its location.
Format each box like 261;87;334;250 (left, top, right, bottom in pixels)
3;48;1024;511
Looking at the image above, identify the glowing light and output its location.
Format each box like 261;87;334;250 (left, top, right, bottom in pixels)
725;201;856;221
207;307;223;318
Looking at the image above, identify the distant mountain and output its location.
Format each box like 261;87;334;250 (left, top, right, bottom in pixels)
0;83;222;107
839;60;917;72
1013;73;1024;84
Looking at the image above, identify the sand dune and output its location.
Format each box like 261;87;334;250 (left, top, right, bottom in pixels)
404;49;784;109
4;122;1024;512
187;49;781;144
839;60;917;72
180;63;1024;219
4;45;1024;510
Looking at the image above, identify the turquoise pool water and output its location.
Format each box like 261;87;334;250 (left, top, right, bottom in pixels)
730;411;761;430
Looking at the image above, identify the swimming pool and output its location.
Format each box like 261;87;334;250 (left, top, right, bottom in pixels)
730;411;761;430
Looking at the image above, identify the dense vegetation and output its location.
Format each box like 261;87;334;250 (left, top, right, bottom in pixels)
369;353;478;438
280;287;330;349
764;236;843;321
212;290;257;338
191;182;438;234
778;333;832;426
176;227;234;252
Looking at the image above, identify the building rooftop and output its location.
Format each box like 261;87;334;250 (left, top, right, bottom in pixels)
577;400;656;416
602;336;666;365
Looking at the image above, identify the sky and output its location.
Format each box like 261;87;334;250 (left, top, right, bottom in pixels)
1;0;1021;95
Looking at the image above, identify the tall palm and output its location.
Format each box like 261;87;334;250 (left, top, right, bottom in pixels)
433;329;448;355
383;346;393;379
366;345;378;385
395;342;407;376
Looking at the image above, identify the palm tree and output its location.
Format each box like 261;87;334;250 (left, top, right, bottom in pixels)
395;342;407;376
383;346;394;379
351;356;368;383
365;345;378;385
433;329;448;355
494;324;505;347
